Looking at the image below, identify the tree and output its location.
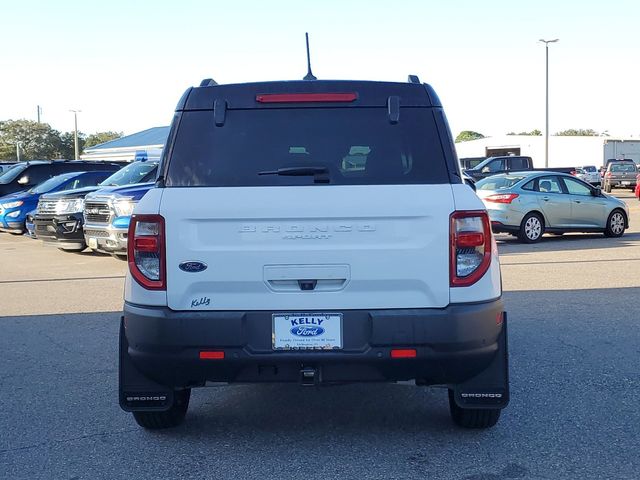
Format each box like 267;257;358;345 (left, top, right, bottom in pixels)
85;131;123;148
59;131;86;159
507;129;542;136
0;119;64;160
554;129;600;136
455;131;485;143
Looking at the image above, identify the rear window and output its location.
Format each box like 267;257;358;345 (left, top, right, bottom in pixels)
476;175;525;191
165;108;449;187
610;164;636;173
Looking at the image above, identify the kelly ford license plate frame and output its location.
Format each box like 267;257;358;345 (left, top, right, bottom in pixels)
272;313;343;350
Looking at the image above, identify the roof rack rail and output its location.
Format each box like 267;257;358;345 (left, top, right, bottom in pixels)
408;75;421;84
199;78;218;87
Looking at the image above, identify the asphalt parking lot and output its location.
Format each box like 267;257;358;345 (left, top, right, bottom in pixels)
1;192;639;480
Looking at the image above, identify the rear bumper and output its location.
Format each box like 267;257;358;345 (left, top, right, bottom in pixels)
34;214;86;249
607;179;637;188
122;299;505;390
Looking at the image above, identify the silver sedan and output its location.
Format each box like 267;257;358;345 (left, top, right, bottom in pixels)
475;171;630;243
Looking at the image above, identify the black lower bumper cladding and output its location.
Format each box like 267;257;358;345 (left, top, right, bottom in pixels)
120;300;509;412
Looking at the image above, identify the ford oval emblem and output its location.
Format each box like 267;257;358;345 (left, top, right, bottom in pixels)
290;326;325;337
179;261;207;273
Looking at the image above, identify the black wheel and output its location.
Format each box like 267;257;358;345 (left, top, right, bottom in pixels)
132;389;191;429
604;209;626;238
448;390;501;429
604;183;611;193
517;212;544;243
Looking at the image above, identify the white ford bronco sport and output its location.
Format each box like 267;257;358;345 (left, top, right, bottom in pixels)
119;75;509;429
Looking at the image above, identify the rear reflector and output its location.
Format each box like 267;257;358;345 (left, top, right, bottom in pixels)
390;349;417;358
256;93;357;103
199;351;225;360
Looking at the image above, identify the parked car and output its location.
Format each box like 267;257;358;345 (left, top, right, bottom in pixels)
464;155;573;181
119;75;509;430
602;162;638;192
84;181;155;259
0;170;117;234
572;165;600;186
33;160;158;252
476;171;629;242
0;160;122;197
634;174;640;200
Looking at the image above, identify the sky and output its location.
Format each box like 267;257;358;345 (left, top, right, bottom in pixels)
2;0;640;139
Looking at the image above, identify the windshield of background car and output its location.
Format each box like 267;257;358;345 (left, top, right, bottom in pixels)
165;108;450;187
99;162;158;186
582;166;597;172
610;164;637;173
29;172;77;194
476;175;525;191
0;163;27;184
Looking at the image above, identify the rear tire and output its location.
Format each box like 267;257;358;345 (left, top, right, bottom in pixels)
604;209;626;238
604;183;612;193
517;212;544;243
132;389;191;429
448;390;501;429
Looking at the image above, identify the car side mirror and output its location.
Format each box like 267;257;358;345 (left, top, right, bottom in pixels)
592;186;602;196
17;175;29;185
481;167;490;174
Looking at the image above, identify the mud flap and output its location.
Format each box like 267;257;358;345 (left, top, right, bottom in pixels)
452;313;510;409
119;316;174;412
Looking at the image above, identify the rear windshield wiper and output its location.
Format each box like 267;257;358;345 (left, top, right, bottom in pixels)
258;166;330;184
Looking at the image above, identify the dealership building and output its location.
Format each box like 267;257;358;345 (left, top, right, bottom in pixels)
81;126;169;162
455;135;640;169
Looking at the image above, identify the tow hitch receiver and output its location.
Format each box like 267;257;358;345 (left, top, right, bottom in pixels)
300;366;319;386
452;313;510;409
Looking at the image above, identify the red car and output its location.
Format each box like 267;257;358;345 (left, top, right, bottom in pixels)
635;174;640;199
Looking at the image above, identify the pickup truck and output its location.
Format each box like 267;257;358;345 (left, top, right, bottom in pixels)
464;156;574;181
603;161;638;192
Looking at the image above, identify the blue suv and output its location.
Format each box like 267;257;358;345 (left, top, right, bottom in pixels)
0;170;117;234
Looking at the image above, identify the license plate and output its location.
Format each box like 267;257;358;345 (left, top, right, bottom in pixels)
622;181;631;185
272;313;343;350
88;237;98;249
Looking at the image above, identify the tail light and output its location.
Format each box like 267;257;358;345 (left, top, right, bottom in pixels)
605;172;612;178
570;170;576;175
128;214;166;290
484;193;519;204
450;211;492;287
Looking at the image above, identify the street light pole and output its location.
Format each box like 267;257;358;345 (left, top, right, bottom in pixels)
16;141;22;162
539;39;559;168
69;109;81;160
